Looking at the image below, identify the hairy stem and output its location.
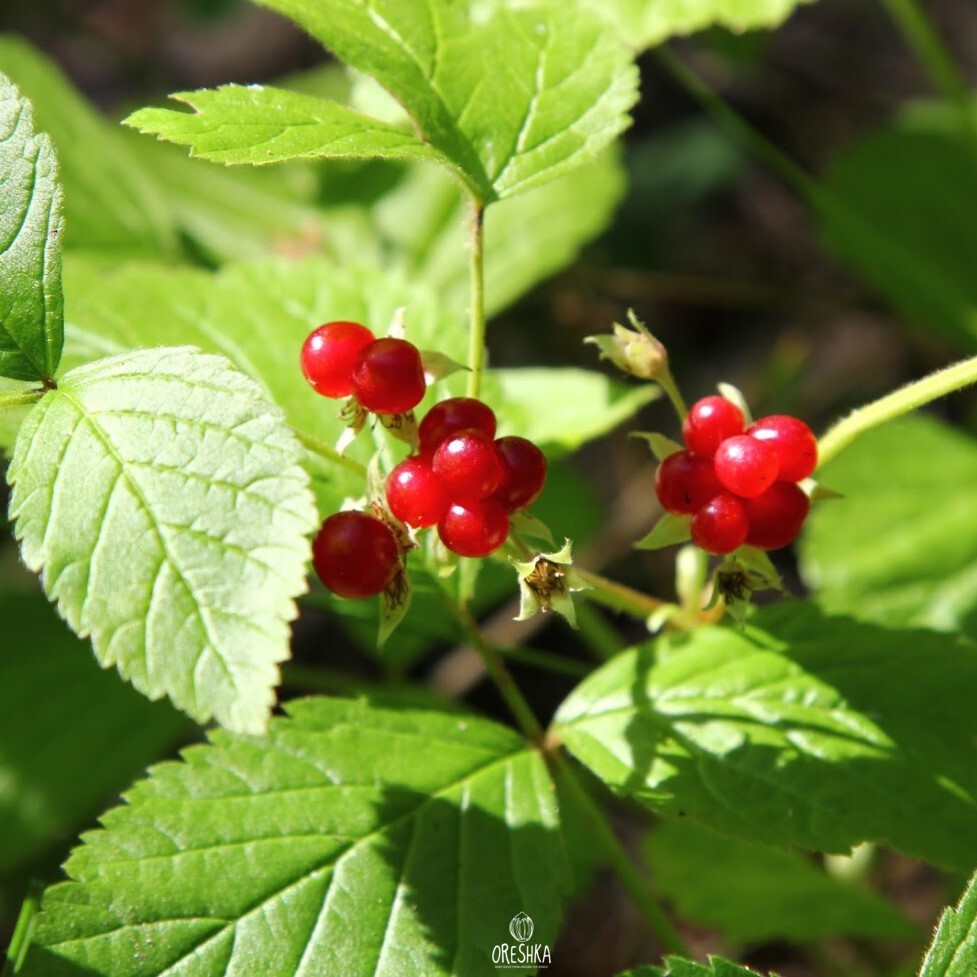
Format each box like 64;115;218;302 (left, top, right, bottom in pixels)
550;753;690;956
296;430;367;477
818;353;977;467
0;388;45;413
466;201;487;399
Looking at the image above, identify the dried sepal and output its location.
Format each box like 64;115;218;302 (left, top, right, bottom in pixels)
512;539;591;628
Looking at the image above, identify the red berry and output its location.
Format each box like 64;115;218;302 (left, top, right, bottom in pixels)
655;450;722;514
742;482;810;551
691;494;749;555
747;415;818;482
312;511;400;599
300;321;375;398
433;429;505;501
714;436;780;498
682;396;745;457
438;498;510;557
351;337;426;414
418;397;497;458
493;436;547;512
386;457;448;528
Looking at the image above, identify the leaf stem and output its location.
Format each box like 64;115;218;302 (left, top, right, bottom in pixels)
2;880;43;976
817;353;977;467
550;753;690;956
879;0;977;158
0;389;45;413
466;201;487;399
452;598;544;740
296;430;367;477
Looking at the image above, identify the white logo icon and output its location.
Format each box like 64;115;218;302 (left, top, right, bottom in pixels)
508;912;534;943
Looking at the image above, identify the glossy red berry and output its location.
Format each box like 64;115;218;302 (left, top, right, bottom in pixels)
691;494;749;555
433;429;505;501
312;511;400;599
438;498;510;557
418;397;497;458
747;415;818;482
493;436;547;512
386;457;448;528
655;450;722;514
682;395;745;457
742;482;811;551
351;337;426;414
713;435;780;498
300;321;375;398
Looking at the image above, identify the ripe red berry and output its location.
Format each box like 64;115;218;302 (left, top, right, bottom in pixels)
418;397;497;458
742;482;811;551
350;337;426;414
655;450;722;514
691;494;749;555
386;457;448;528
493;436;547;512
438;498;510;557
747;415;818;482
433;428;505;501
300;321;375;398
682;395;745;457
713;436;780;498
312;511;400;599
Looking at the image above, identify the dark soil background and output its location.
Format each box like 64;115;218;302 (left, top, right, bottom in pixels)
2;1;976;974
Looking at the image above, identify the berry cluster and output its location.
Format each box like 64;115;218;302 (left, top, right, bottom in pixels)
301;322;547;598
387;397;546;558
655;395;817;555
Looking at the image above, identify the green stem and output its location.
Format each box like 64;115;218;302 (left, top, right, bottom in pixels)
296;430;367;477
654;46;818;202
2;881;42;976
576;568;697;630
0;389;45;413
453;599;543;740
817;353;977;467
550;753;690;956
466;201;487;399
492;641;591;679
574;602;625;662
880;0;977;156
657;371;689;422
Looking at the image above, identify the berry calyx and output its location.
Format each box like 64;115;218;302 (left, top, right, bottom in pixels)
418;397;497;458
713;436;780;498
312;511;400;599
682;395;745;458
691;494;749;555
351;337;426;414
300;321;375;398
433;428;505;501
493;436;547;512
386;457;448;528
438;498;510;557
747;415;818;482
742;482;810;551
655;450;723;514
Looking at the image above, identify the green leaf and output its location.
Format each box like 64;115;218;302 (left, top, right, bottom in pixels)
0;69;63;381
554;601;977;870
7;346;318;733
0;36;178;257
819;100;977;348
481;367;660;453
140;0;638;203
920;872;977;977
645;819;914;943
21;698;569;977
587;0;815;49
127;84;452;167
800;415;977;636
0;588;189;874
